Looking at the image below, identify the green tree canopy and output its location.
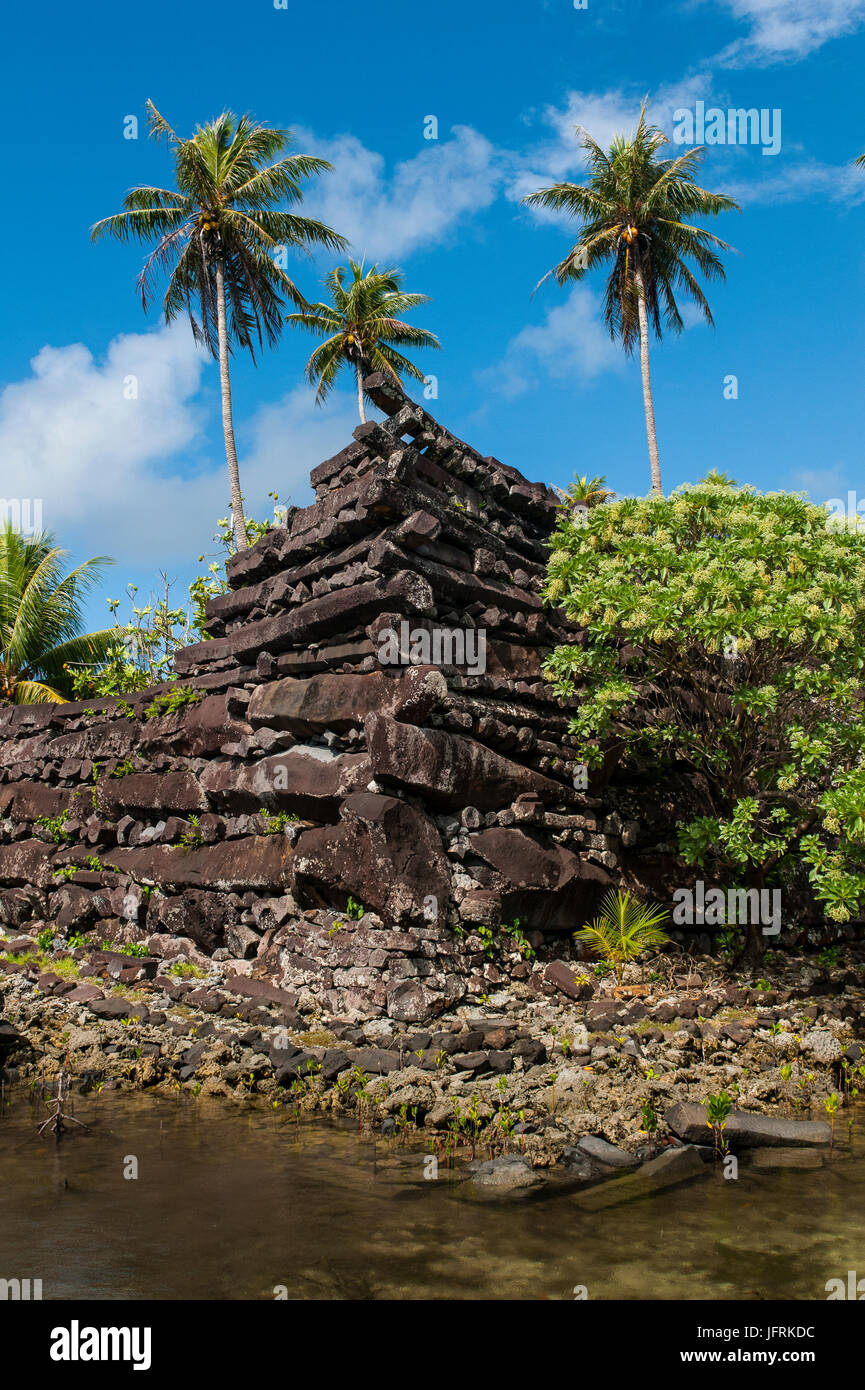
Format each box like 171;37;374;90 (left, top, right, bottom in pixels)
287;259;440;421
543;480;865;962
0;524;114;703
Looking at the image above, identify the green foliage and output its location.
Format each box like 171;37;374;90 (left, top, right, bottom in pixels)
545;481;865;950
522;104;738;351
501;917;536;959
559;475;616;511
705;1090;733;1155
36;925;58;952
287;259;440;418
35;810;71;844
258;807;300;834
85;855;120;874
345;895;365;920
143;684;203;720
188;497;286;640
817;945;842;970
167;960;205;979
111;760;136;778
92;102;345;365
71;497;288;696
0;522;114;704
522;104;738;492
638;1097;659;1136
66;577;194;699
177;814;203;851
52;865;81;883
477;924;496;959
574;889;670;986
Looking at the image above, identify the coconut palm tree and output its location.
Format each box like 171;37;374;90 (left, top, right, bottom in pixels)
563;474;615;508
92;102;347;551
287;260;441;422
523;104;739;496
0;524;114;703
575;889;670;987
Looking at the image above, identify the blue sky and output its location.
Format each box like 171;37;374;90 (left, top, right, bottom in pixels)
2;0;864;630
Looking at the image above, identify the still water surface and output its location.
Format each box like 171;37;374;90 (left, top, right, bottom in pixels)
1;1090;861;1300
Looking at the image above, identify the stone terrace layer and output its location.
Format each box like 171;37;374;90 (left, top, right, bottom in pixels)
0;375;654;1021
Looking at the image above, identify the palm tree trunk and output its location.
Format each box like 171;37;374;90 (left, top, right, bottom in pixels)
215;256;248;552
356;359;366;423
634;261;663;496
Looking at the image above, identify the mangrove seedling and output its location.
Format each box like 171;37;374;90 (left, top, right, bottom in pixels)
705;1091;733;1157
824;1091;840;1151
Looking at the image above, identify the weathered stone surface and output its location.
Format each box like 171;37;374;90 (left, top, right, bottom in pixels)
97;771;207;817
366;714;571;811
200;746;371;817
469;1155;543;1192
544;960;592;1000
386;978;446;1023
347;1046;402;1074
88;997;149;1022
799;1030;843;1064
576;1136;638;1169
49;886;102;931
63;985;104;1004
47;721;139;762
176;572;436;672
223;975;298;1009
0;840;61;889
0;887;45;928
0;1020;25;1052
0;783;75;823
139;694;250;757
665;1101;831;1148
0;373;643;1028
470;828;612;929
147;891;240;954
293;794;449;925
108;838;293;892
248;666;446;735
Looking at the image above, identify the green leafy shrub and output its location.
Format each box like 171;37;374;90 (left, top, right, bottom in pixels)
545;480;865;962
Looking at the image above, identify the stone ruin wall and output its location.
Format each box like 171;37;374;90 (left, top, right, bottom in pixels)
0;375;703;1024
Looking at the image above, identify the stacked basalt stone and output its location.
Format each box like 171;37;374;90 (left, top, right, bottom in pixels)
0;374;631;1022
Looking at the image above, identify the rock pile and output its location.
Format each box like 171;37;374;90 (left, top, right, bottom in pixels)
0;374;698;1021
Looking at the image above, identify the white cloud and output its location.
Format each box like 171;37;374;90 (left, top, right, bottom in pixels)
719;158;865;205
509;77;720;214
478;287;624;398
792;463;847;502
713;0;865;65
509;79;865;221
293;124;502;262
239;384;359;510
0;324;358;569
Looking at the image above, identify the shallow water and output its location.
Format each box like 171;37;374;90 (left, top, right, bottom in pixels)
1;1089;862;1300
